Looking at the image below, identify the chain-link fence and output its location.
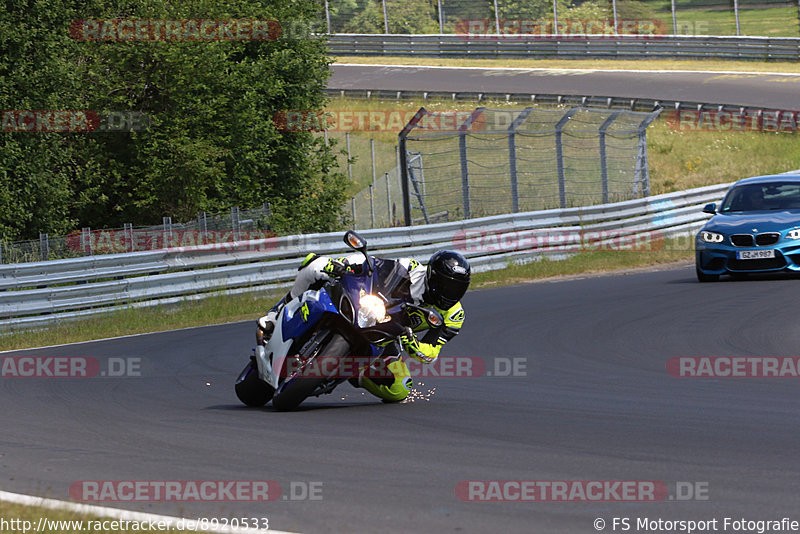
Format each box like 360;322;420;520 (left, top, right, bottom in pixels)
349;166;406;229
0;205;274;264
396;106;661;225
320;0;800;37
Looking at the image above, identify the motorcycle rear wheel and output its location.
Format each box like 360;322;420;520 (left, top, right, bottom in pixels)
272;332;350;412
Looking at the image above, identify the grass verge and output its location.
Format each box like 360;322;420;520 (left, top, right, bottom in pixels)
470;237;693;288
0;241;694;350
0;289;286;352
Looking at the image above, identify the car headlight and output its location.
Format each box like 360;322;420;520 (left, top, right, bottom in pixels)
357;294;387;328
787;229;800;240
699;231;724;243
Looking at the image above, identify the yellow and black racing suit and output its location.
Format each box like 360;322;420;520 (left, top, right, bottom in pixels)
288;253;465;402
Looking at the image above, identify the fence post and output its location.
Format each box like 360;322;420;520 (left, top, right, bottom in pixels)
81;227;92;255
508;107;534;213
324;0;331;33
124;222;134;252
552;0;559;36
407;153;430;224
385;172;392;223
370;139;377;187
734;0;741;36
555;108;579;209
351;197;357;228
0;241;3;264
369;184;375;228
382;0;389;33
612;0;618;33
457;108;486;220
458;133;471;219
346;132;353;182
231;206;240;241
198;212;208;243
39;233;49;261
599;112;622;204
438;0;444;33
369;139;376;228
163;216;172;248
493;0;501;35
671;0;677;35
398;107;428;227
635;109;662;198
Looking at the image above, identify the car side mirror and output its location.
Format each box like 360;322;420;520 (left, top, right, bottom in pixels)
702;203;716;215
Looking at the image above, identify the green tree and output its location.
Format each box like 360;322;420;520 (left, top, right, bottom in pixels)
0;0;348;241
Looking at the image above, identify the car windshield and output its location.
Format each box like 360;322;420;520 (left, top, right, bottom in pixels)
719;182;800;212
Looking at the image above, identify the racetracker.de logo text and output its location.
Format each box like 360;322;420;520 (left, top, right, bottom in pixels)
69;19;281;41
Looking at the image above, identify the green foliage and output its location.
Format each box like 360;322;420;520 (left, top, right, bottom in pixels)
0;0;348;241
341;0;441;34
498;0;570;19
613;0;659;19
564;0;659;20
564;1;608;19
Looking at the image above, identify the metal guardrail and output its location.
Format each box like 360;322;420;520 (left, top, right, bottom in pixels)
0;183;732;330
325;88;787;117
328;34;800;61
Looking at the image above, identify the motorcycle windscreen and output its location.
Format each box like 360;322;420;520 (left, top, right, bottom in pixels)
371;258;412;303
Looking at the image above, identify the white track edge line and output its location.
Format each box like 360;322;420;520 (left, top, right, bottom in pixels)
333;62;800;77
0;489;299;534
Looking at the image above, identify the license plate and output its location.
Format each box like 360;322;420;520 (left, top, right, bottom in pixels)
736;249;775;260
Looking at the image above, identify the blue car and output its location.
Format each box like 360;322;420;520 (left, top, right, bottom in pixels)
695;174;800;282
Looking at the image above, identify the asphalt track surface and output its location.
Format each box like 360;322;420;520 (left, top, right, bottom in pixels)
329;64;800;109
4;265;800;533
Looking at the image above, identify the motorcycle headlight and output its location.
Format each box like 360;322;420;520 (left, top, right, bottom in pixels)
787;229;800;240
700;231;724;243
357;294;387;328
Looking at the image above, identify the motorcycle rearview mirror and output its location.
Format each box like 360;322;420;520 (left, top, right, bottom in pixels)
344;230;367;252
343;230;372;274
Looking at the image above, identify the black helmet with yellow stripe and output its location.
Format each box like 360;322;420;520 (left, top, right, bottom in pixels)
424;250;471;309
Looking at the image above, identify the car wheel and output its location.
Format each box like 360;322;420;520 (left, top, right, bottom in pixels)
696;267;719;283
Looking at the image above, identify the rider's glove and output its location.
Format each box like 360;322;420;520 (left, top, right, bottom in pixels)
399;328;435;364
322;258;349;277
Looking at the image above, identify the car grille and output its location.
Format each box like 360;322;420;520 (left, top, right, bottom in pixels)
730;233;780;247
731;234;754;246
755;232;780;246
728;256;787;271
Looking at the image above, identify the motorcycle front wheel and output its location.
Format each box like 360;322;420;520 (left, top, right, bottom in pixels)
272;331;350;412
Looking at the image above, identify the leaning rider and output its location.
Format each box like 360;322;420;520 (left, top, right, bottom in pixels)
256;250;471;403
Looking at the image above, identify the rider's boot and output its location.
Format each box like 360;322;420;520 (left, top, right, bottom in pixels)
256;292;292;345
351;355;413;403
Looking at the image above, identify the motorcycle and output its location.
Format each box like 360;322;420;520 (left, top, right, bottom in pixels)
235;230;444;411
